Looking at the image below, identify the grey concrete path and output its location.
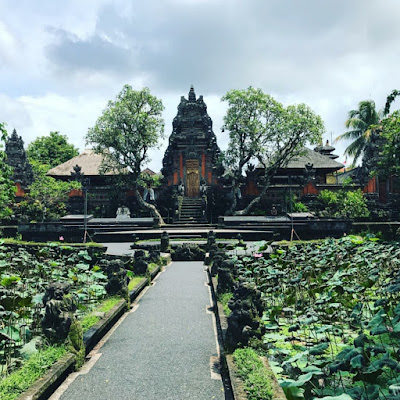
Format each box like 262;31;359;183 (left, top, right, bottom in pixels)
53;262;225;400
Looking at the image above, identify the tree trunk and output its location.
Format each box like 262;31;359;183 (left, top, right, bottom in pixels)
135;189;165;226
225;185;238;216
234;173;271;216
234;184;269;216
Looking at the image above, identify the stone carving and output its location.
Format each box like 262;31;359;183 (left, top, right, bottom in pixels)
225;279;265;350
102;259;128;299
5;129;34;190
200;179;207;196
304;162;316;182
210;248;227;277
70;164;84;181
216;259;235;294
160;231;170;252
148;250;161;264
133;250;149;275
171;244;205;261
207;230;216;250
116;205;131;220
41;282;76;343
178;180;185;196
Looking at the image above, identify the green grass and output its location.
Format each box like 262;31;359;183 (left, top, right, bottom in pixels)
218;292;233;316
0;238;104;248
0;345;67;400
148;262;159;272
81;296;123;332
128;276;145;291
136;238;236;243
233;348;273;400
81;314;101;332
274;239;327;247
97;296;121;312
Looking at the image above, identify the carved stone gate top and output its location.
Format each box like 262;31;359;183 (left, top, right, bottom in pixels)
161;86;222;196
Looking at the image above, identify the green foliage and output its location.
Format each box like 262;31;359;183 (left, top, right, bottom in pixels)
86;85;164;181
0;238;103;248
0;125;16;219
228;237;400;399
14;161;80;222
233;347;273;400
80;296;122;333
222;87;323;215
97;296;121;312
138;171;163;188
319;190;339;205
0;242;109;372
26;131;79;169
384;89;400;116
287;194;309;213
86;85;165;223
218;292;233;316
335;100;381;165
316;189;370;219
80;314;100;332
378;110;400;176
0;345;66;400
128;276;144;291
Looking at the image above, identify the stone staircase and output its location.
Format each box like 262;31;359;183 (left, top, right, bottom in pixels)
177;197;205;224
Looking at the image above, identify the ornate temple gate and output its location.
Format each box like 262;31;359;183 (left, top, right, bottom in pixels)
186;159;199;197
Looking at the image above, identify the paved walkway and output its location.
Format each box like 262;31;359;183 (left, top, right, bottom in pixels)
52;261;226;400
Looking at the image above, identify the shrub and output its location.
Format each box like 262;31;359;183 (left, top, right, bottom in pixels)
314;189;370;219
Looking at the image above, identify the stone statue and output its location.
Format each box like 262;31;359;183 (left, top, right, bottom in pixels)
102;259;128;299
178;179;185;196
133;250;149;275
116;205;131;220
41;282;77;343
200;179;207;196
225;278;265;350
304;162;316;182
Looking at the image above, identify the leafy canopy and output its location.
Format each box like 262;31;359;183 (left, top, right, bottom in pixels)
222;87;323;215
15;162;80;222
27;131;79;169
335;100;381;166
86;85;164;182
378;110;400;175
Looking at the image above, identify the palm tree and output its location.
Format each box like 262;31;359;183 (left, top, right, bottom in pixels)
335;100;381;166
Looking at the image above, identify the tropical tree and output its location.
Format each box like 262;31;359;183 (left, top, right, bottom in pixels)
384;89;400;116
378;110;400;176
27;131;79;170
335;100;381;166
14;162;80;222
86;85;165;224
0;124;16;219
222;87;324;215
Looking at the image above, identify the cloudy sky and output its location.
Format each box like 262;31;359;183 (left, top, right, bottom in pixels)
1;0;400;171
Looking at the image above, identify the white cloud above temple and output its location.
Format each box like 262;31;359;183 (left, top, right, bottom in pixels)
1;0;400;171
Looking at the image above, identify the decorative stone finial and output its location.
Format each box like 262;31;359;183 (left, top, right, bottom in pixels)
188;85;196;102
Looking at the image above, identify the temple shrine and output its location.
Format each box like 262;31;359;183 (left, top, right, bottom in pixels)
161;86;222;197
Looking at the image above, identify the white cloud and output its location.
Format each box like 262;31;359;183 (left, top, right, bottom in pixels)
1;0;400;169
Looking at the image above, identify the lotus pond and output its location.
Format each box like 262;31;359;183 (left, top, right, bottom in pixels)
0;242;112;374
228;236;400;400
